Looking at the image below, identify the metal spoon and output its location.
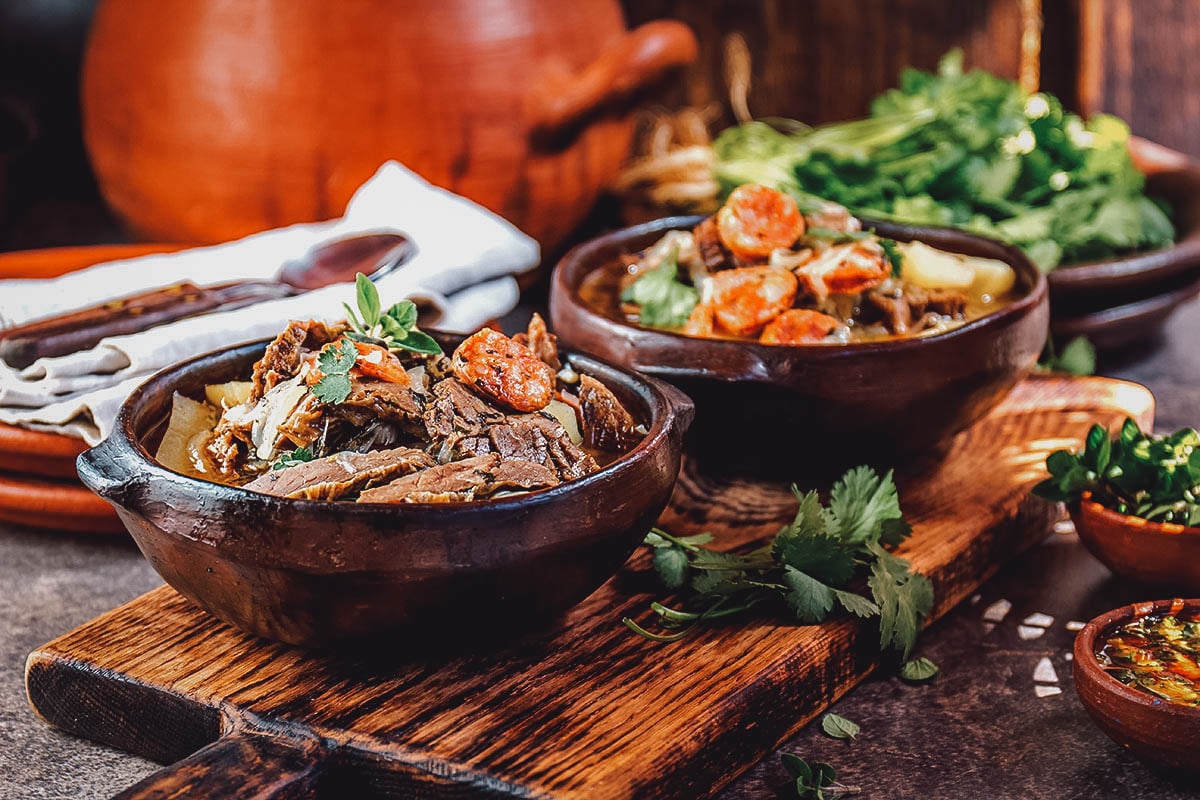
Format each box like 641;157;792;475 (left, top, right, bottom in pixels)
0;232;413;369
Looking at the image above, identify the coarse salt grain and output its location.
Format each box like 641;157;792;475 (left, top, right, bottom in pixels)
1034;657;1059;683
1018;625;1046;640
983;599;1012;623
1065;621;1086;631
1023;613;1055;628
1035;685;1062;698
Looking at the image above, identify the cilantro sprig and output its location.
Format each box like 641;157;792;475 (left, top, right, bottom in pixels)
782;754;860;799
271;446;315;471
1035;418;1200;525
312;339;358;404
343;273;442;356
620;246;699;329
624;466;935;660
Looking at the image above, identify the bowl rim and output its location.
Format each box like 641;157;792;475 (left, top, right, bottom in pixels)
101;336;691;515
552;214;1048;361
1074;495;1200;537
1073;597;1200;717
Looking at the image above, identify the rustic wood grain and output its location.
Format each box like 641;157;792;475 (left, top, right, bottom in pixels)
620;0;1068;127
26;375;1154;799
1078;0;1200;157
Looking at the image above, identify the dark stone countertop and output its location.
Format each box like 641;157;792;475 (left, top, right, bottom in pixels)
2;290;1200;799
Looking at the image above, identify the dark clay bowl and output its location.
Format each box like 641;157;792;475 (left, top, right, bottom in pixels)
1074;598;1200;771
549;216;1049;471
76;337;693;646
1071;498;1200;591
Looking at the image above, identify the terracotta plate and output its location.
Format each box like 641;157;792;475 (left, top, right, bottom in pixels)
1048;138;1200;307
0;243;180;528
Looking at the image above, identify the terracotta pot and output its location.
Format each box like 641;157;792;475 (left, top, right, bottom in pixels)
1071;497;1200;591
1074;598;1200;771
76;334;694;646
81;1;697;255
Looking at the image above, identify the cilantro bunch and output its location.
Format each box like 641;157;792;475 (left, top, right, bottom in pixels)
714;49;1175;271
1035;418;1200;525
625;467;934;660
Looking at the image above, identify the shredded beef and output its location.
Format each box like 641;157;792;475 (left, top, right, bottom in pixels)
863;283;968;334
513;313;561;371
250;320;343;402
578;374;641;452
423;379;506;443
693;216;732;271
356;454;559;503
455;411;598;480
244;447;435;501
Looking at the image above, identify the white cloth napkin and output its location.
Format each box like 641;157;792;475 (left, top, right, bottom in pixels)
0;162;538;443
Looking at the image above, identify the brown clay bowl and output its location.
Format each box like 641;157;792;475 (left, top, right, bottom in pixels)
75;336;694;646
1071;497;1200;591
1073;598;1200;771
549;216;1049;472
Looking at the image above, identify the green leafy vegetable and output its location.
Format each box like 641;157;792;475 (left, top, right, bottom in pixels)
623;467;934;658
1038;335;1096;376
312;339;358;404
713;49;1175;271
343;272;442;356
821;713;860;741
271;446;315;471
781;754;860;798
620;247;699;329
899;656;941;683
1034;418;1200;525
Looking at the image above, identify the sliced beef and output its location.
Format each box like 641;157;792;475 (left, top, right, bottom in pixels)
578;374;642;452
513;313;561;371
457;412;598;481
423;378;506;444
244;446;435;501
357;454;559;503
323;378;428;450
250;320;343;402
693;216;732;271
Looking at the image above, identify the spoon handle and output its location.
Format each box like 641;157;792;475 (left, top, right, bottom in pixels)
0;280;297;369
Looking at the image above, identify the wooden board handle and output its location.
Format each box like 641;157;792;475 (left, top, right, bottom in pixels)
110;732;326;799
531;20;698;134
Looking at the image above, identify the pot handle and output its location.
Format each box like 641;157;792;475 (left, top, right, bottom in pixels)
649;376;696;435
531;20;698;134
109;731;326;800
76;435;142;505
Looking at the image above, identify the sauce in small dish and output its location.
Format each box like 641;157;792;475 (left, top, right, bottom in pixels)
1097;607;1200;706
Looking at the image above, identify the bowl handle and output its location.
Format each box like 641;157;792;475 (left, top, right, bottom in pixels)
530;20;698;134
108;730;326;800
649;376;697;435
76;436;140;505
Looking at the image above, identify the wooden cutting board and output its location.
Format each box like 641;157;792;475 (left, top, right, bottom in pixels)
25;375;1153;800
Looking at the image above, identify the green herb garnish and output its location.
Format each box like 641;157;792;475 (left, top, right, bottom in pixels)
713;49;1175;271
344;273;442;356
624;467;934;659
821;713;860;741
899;656;940;683
620;247;699;329
271;447;315;471
312;339;358;404
1038;335;1096;376
781;754;860;798
1034;418;1200;525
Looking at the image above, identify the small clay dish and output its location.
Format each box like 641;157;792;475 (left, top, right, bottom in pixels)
550;217;1048;471
1071;496;1200;590
76;336;693;646
1073;598;1200;770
